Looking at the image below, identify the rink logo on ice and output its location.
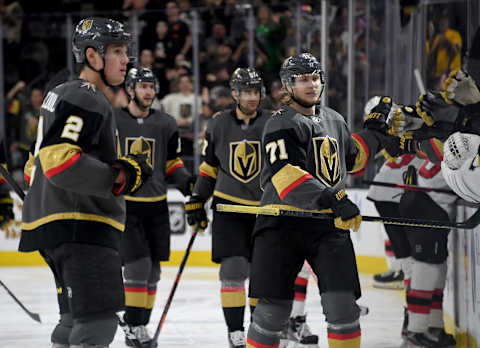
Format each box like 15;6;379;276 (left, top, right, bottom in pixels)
41;92;58;112
229;140;261;183
313;136;341;187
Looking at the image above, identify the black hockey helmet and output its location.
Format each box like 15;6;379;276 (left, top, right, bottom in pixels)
72;17;136;64
125;67;159;94
279;53;325;86
230;68;265;98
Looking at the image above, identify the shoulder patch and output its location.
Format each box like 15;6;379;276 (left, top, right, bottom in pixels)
79;81;97;92
271;108;285;117
212;111;221;119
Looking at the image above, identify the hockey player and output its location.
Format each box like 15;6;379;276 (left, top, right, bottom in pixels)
0;142;14;229
245;53;393;348
18;18;152;348
185;67;269;348
116;67;194;347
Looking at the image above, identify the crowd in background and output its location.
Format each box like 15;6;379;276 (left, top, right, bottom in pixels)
1;0;466;182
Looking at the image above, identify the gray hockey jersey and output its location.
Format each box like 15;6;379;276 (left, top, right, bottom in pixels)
193;108;270;206
114;107;191;207
19;79;124;252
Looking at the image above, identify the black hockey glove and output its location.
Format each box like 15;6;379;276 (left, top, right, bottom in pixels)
0;194;14;229
364;96;393;134
185;195;208;232
382;135;417;162
112;154;153;195
322;188;362;232
180;175;197;197
416;92;460;126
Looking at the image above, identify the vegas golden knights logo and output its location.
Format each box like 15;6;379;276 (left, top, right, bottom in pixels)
126;136;155;168
313;136;341;187
229;140;261;183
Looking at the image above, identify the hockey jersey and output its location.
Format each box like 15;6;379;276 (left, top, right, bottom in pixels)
193;108;270;206
259;104;377;212
114;107;191;214
19;79;124;252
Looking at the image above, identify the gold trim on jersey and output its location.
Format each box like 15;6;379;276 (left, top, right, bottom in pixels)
24;152;34;182
124;194;167;202
349;135;369;174
199;161;218;179
431;138;444;159
272;164;310;196
166;158;184;175
213;190;260;206
22;212;124;231
262;204;332;214
39;143;82;174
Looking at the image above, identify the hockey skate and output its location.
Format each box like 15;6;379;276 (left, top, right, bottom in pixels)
125;325;152;348
425;327;456;347
373;269;404;290
279;315;319;348
404;331;442;348
228;330;246;348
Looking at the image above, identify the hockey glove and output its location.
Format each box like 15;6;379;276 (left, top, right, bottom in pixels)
0;194;14;229
416;92;460;126
112;154;153;195
323;188;362;232
185;195;208;232
364;96;393;134
443;132;480;170
387;105;424;136
442;69;480;106
381;135;417;162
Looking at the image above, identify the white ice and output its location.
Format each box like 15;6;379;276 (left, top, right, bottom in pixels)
0;266;404;347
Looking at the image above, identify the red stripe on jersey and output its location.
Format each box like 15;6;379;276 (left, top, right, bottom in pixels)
0;178;5;184
23;174;30;184
200;171;215;178
295;277;308;286
386;154;415;168
125;287;148;293
246;337;279;348
408;304;430;314
279;173;312;200
45;152;81;179
327;330;361;340
165;162;184;177
221;286;245;293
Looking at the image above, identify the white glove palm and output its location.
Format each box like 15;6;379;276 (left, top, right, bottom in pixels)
387;105;424;136
443;131;480;170
442;69;480;106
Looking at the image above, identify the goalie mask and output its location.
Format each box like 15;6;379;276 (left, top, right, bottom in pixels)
72;17;136;86
280;53;325;107
230;68;265;115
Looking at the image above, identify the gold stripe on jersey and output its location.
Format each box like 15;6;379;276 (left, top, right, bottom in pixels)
22;212;124;231
213;190;260;206
166;158;184;176
263;204;332;214
24;152;34;184
430;138;444;160
199;161;218;179
39;143;82;177
349;134;369;174
124;194;167;202
272;164;312;199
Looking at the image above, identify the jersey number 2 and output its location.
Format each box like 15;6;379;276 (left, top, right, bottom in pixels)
265;139;288;164
61;115;84;142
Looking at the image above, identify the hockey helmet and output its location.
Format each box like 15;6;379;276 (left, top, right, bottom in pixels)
72;17;136;64
230;68;265;99
280;53;325;86
126;67;159;94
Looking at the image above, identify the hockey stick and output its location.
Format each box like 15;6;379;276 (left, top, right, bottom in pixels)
216;204;480;230
362;179;456;196
0;159;25;200
0;279;41;322
150;225;200;348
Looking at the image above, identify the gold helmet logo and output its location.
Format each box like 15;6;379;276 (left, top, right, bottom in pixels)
126;136;155;168
82;19;93;32
313;136;341;187
230;140;261;183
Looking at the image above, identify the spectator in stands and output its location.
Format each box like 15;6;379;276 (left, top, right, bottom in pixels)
260;79;283;111
165;1;192;65
204;42;235;89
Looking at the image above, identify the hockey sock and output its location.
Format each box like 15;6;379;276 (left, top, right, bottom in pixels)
291;263;309;317
221;282;246;331
384;240;397;270
402;256;414;290
327;321;361;348
429;262;447;329
249;297;258;317
246;323;280;348
143;283;157;325
407;261;443;333
124;281;147;326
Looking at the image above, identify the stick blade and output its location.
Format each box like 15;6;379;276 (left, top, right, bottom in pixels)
30;312;41;323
